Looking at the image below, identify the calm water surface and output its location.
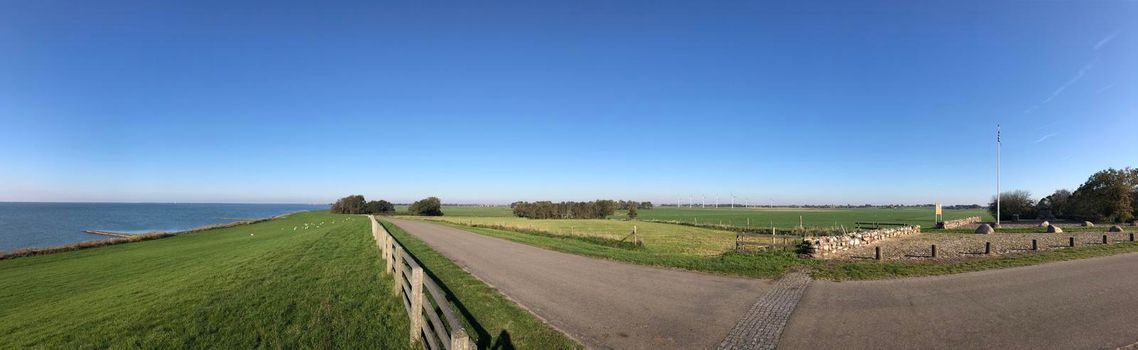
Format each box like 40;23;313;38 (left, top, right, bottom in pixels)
0;202;324;252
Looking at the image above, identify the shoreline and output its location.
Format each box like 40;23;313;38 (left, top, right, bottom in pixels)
0;210;313;260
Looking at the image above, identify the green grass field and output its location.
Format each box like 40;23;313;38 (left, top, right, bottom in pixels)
419;215;749;256
618;207;992;229
0;211;409;349
429;206;991;230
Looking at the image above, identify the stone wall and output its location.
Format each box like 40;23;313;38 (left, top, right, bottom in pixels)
937;216;981;229
804;225;921;258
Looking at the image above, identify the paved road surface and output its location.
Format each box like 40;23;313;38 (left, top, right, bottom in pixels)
781;252;1138;350
387;219;771;350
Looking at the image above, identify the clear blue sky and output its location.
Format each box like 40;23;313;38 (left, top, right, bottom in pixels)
1;1;1135;205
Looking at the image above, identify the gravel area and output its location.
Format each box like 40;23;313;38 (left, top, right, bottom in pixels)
829;230;1135;262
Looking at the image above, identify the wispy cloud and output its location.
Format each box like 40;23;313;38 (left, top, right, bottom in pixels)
1037;58;1087;107
1095;31;1119;50
1096;84;1115;94
1034;133;1057;143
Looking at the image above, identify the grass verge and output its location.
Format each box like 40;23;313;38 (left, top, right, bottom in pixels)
426;221;809;279
0;211;409;349
380;220;582;350
423;219;1138;282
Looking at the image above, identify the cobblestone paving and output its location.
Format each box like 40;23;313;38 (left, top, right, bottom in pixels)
717;272;811;350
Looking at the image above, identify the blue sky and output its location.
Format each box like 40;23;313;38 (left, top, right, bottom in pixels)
1;0;1135;205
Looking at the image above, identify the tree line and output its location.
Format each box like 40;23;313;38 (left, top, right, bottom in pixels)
510;200;620;219
990;167;1138;223
616;200;654;210
330;195;443;216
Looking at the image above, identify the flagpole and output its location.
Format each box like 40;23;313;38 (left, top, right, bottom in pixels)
996;124;1001;226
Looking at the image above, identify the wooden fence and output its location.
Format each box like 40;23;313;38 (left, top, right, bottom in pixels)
370;216;473;350
735;232;801;253
854;222;908;230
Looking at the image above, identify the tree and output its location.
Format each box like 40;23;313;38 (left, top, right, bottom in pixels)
627;204;638;220
988;190;1036;220
365;200;395;214
330;195;367;214
408;197;444;216
1068;168;1138;223
1038;189;1072;219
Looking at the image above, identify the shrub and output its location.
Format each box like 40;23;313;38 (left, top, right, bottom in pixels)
409;197;443;216
365;200;395;214
988;190;1037;220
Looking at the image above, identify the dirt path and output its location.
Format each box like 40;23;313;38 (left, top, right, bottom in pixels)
780;252;1138;349
386;218;771;350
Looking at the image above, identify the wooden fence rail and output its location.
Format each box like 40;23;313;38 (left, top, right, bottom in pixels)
370;215;473;350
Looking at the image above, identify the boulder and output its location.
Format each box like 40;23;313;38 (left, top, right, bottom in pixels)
1083;221;1095;227
1046;225;1063;233
1109;225;1124;233
975;224;995;234
1039;221;1050;227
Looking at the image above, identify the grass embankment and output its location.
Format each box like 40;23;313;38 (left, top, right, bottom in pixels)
379;220;581;350
0;211;409;349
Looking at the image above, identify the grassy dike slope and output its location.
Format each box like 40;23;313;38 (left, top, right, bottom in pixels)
0;211;409;349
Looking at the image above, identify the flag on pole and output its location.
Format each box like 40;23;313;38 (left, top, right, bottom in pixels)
997;124;1001;143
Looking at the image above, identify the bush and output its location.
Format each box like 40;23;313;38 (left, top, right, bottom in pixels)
627;205;638;219
408;197;443;216
988;190;1037;220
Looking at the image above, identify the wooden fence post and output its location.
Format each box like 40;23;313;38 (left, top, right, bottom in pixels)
931;244;937;258
1031;239;1037;251
393;246;404;294
381;231;389;271
1069;237;1075;247
1103;235;1108;244
874;246;881;260
451;328;473;350
409;266;425;345
985;242;991;255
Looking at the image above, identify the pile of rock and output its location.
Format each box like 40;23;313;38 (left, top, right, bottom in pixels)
804;225;921;258
937;216;982;229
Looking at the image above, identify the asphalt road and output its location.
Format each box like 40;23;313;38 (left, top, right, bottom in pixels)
387;218;771;350
780;252;1138;350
